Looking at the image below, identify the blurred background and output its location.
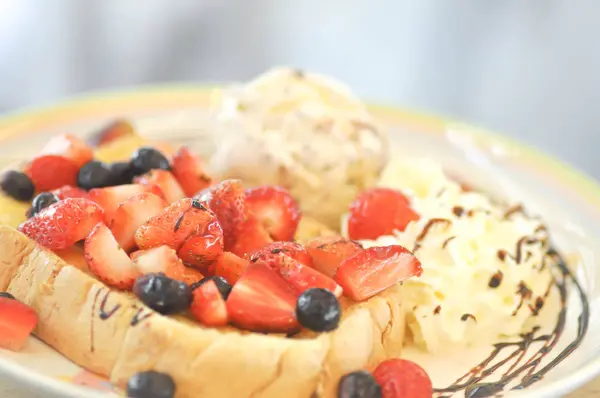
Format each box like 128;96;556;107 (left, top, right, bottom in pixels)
0;0;598;177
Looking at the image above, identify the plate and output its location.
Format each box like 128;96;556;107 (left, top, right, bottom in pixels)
0;86;598;398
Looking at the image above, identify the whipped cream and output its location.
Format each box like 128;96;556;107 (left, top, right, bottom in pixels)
208;68;388;227
354;158;553;353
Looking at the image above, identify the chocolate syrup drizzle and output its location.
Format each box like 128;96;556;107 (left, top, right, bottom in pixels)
98;289;121;320
131;307;153;326
433;248;590;397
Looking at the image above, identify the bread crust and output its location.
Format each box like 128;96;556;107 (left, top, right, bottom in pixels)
0;225;405;398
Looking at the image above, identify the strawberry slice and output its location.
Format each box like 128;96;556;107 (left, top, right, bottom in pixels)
171;146;212;197
0;297;38;351
190;280;228;327
53;185;89;200
85;222;141;289
197;179;248;250
226;262;299;333
335;245;422;301
305;236;363;278
245;186;301;241
177;219;224;272
250;241;313;267
347;188;420;240
373;359;433;398
213;252;249;284
253;251;342;297
134;169;185;204
89;184;163;221
131;245;204;285
19;198;104;250
228;216;273;259
25;155;79;192
109;193;167;252
91;120;136;147
38;134;94;168
135;198;219;251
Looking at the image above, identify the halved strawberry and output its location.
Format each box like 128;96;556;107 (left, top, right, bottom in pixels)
228;216;273;259
253;251;342;297
213;252;249;284
24;155;79;192
109;193;167;252
335;245;422;301
373;359;433;398
197;179;247;249
245;186;300;241
19;198;104;250
85;223;141;289
53;185;89;200
91;120;136;147
171;146;212;197
190;280;228;327
0;297;38;351
134;198;219;251
177;219;224;272
250;241;313;267
89;184;162;221
38;134;94;168
131;245;204;285
305;236;363;278
226;262;299;333
347;188;420;240
134;169;185;204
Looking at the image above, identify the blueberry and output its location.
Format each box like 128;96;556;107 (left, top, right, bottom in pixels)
107;161;135;185
0;292;15;300
77;160;113;190
133;273;192;315
338;371;382;398
31;192;60;215
130;147;170;176
191;276;232;300
1;170;35;201
127;370;176;398
296;288;341;332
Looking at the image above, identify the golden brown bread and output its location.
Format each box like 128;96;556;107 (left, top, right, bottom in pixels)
0;225;406;398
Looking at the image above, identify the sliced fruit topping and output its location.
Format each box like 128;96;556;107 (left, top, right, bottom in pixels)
132;245;204;285
335;245;422;301
347;187;420;240
171;146;212;197
338;371;382;398
107;161;135;186
245;185;300;241
92;120;136;147
190;279;228;327
130;147;171;176
89;184;158;221
19;198;104;250
190;276;232;300
134;169;185;204
0;292;15;299
177;219;224;271
250;241;313;267
0;297;38;351
38;134;93;168
53;185;89;200
135;198;219;251
77;160;113;190
213;251;249;285
133;273;193;315
296;288;341;332
1;170;35;201
306;236;363;278
25;155;79;192
226;262;299;333
197;179;247;249
373;359;433;398
85;222;141;289
31;192;60;215
109;193;168;252
127;370;176;398
228;216;273;259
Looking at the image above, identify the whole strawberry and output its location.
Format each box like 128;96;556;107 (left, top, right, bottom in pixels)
373;359;433;398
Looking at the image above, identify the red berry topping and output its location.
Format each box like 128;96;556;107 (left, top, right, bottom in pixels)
0;297;38;351
213;252;249;284
19;198;104;250
245;186;300;241
92;120;135;147
53;185;89;200
250;241;313;267
171;146;212;197
89;184;162;222
334;245;422;301
228;215;273;259
134;169;185;204
131;245;204;285
177;219;224;272
305;236;363;278
190;280;228;327
38;134;94;168
373;359;433;398
347;188;420;240
25;155;79;192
